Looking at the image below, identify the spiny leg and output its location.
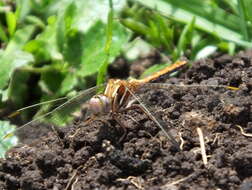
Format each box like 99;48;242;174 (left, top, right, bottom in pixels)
83;114;113;129
69;116;112;140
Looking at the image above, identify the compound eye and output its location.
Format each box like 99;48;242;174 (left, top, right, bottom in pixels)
89;95;111;115
98;96;111;112
89;97;103;115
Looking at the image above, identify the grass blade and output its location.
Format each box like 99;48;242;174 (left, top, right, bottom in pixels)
6;11;17;37
97;0;114;88
174;17;195;59
237;0;249;40
133;0;252;48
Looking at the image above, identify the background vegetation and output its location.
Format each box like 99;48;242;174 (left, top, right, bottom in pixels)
0;0;251;157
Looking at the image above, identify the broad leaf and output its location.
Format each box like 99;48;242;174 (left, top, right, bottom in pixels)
6;11;17;37
79;21;131;77
0;25;35;90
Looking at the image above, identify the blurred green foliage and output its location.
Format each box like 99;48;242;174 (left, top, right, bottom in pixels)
0;0;131;157
0;0;131;120
0;121;17;158
122;0;252;61
133;0;252;48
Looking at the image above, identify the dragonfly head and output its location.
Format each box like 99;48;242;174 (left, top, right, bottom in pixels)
89;95;111;115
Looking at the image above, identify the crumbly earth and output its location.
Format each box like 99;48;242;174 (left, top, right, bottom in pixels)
0;51;252;190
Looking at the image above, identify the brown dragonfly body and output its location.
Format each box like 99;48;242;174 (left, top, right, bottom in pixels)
89;61;187;115
3;61;187;150
87;61;187;149
2;60;239;152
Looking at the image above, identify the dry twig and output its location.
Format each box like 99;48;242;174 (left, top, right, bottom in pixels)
178;132;185;150
64;170;77;190
236;125;252;137
211;133;221;145
162;173;194;187
117;176;144;190
71;177;79;190
197;127;208;166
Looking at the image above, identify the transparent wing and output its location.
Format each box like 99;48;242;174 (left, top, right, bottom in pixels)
2;84;106;143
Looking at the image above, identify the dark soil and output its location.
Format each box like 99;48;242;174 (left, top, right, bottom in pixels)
1;51;252;190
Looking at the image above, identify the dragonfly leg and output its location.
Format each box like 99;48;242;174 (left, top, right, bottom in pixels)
82;115;112;130
82;112;127;142
120;104;151;117
69;117;112;139
83;115;96;126
50;125;65;147
111;112;127;143
83;113;111;126
94;118;112;128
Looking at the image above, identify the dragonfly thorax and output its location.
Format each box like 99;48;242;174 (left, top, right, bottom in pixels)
89;95;111;115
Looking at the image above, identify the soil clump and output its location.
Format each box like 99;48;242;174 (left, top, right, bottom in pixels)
0;51;252;190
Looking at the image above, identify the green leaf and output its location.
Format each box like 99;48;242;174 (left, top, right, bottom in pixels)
0;25;35;90
97;0;114;86
56;0;128;66
24;16;62;63
5;25;35;54
7;66;31;108
174;17;195;59
36;68;78;119
243;0;252;24
40;71;64;95
25;16;45;29
56;1;77;53
0;121;18;158
6;11;17;37
56;2;84;67
24;40;52;62
71;0;126;31
31;70;77;123
152;13;174;51
120;18;149;36
79;21;131;77
227;42;236;55
39;67;77;97
0;22;8;42
58;72;78;95
64;2;76;32
15;0;32;22
238;0;249;40
104;3;114;53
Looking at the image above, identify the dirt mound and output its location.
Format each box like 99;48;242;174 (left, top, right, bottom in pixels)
0;51;252;190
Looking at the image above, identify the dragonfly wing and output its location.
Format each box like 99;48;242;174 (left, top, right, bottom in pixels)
2;84;106;142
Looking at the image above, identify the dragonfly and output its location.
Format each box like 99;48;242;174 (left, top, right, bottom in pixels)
2;60;238;151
